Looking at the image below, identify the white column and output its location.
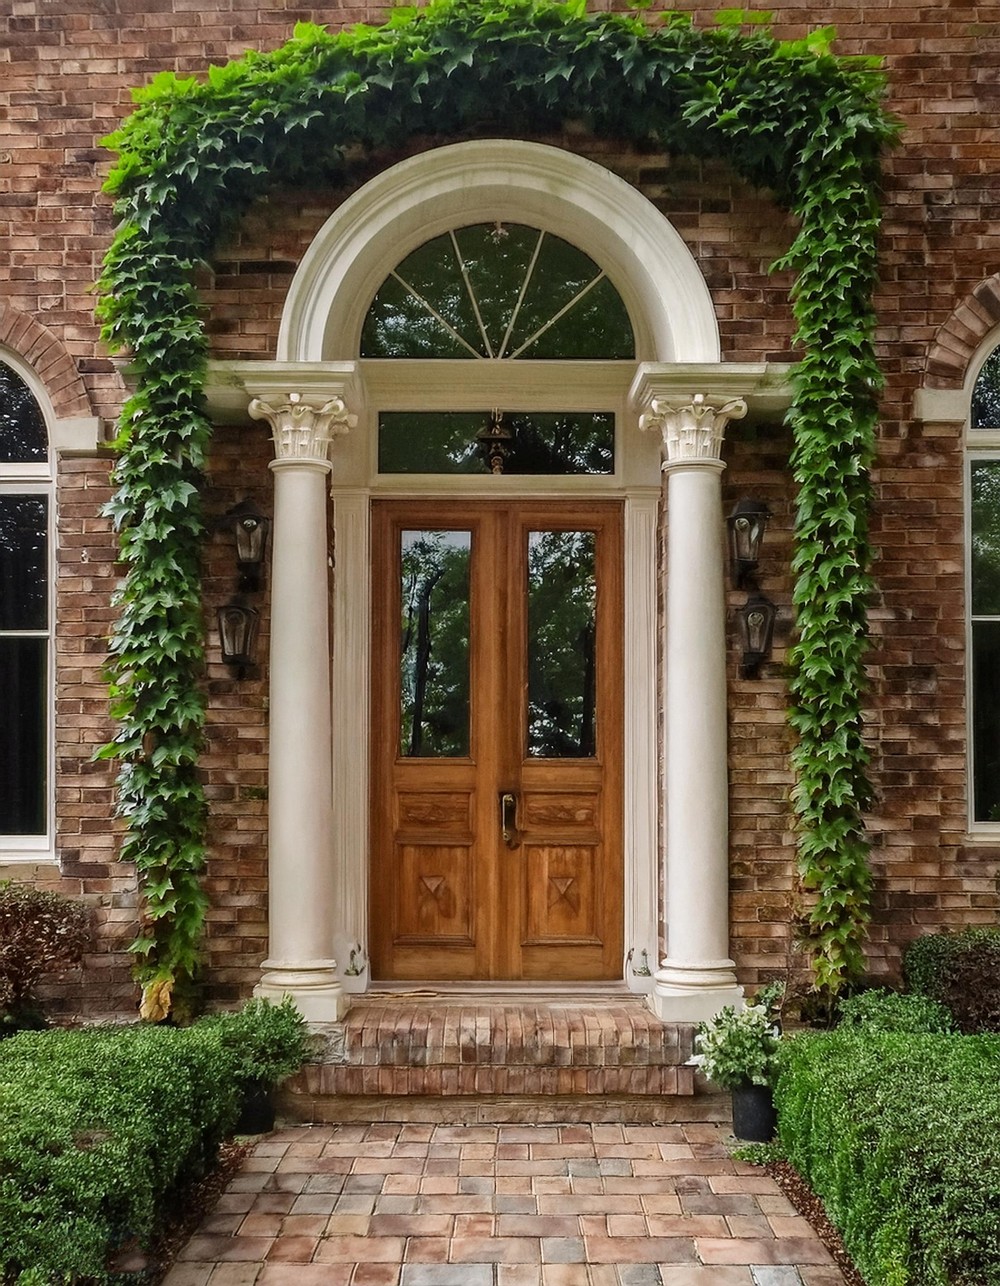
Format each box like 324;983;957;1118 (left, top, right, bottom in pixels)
641;393;747;1024
249;392;355;1022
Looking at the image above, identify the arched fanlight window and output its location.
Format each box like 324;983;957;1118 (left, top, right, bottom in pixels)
0;359;51;842
363;224;634;476
361;223;635;361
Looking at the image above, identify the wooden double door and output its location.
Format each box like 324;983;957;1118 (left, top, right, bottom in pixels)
370;499;624;981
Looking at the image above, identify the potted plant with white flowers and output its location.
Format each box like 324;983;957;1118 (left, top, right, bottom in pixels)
693;982;784;1142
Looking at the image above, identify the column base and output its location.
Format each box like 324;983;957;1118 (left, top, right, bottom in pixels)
255;960;350;1023
647;958;743;1024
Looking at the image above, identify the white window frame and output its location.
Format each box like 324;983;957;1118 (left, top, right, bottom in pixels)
0;351;56;861
966;332;1000;833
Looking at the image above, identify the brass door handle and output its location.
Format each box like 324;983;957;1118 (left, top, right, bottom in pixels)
500;792;519;848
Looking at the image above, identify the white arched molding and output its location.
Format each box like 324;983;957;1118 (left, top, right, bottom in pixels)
277;139;720;365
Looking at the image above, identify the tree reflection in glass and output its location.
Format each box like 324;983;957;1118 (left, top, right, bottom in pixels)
0;496;48;834
362;223;634;361
527;531;596;758
972;346;1000;431
971;460;1000;820
379;411;613;475
0;496;47;631
400;531;471;758
0;363;47;463
971;462;1000;615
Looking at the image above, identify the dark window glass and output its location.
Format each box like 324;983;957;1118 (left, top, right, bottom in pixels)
0;496;48;630
973;621;1000;822
400;531;471;758
379;412;614;476
362;224;634;361
0;363;47;462
972;346;1000;431
0;637;47;834
527;530;597;759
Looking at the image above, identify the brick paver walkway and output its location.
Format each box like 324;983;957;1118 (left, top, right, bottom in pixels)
165;1123;846;1286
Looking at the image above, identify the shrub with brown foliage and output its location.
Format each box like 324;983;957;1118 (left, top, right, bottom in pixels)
904;927;1000;1034
0;882;91;1031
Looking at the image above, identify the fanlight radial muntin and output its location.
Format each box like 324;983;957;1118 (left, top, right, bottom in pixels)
361;223;635;362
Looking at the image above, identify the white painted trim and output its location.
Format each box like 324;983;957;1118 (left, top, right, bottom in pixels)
330;487;372;991
913;386;966;426
52;417;103;455
277;140;720;365
624;491;661;991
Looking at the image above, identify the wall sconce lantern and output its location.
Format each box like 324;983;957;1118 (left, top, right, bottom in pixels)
737;592;777;679
218;602;260;676
476;409;513;475
727;498;770;589
226;499;270;592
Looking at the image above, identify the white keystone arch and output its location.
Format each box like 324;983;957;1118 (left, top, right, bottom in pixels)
277;139;720;365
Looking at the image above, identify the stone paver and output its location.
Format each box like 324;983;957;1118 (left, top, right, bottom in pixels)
163;1124;848;1286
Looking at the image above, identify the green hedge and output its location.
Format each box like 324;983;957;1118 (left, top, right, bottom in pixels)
776;1030;1000;1286
904;927;1000;1033
0;1000;307;1284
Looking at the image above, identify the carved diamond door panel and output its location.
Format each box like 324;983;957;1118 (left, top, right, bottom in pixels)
370;501;622;981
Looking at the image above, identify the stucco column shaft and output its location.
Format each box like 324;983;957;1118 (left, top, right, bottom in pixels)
641;394;747;1024
249;393;355;1022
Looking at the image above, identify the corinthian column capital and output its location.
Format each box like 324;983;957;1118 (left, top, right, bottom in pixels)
250;392;357;465
639;393;747;466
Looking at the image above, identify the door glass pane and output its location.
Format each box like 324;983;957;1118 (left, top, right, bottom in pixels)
527;530;597;758
971;461;1000;615
400;531;471;758
379;411;614;475
0;636;47;834
0;495;48;630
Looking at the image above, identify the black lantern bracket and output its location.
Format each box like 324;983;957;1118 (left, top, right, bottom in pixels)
476;408;513;475
224;498;270;593
218;601;260;678
727;498;770;590
737;592;777;680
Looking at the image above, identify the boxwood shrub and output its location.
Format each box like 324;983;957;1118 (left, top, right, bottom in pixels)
836;988;954;1035
0;1000;307;1284
776;1029;1000;1286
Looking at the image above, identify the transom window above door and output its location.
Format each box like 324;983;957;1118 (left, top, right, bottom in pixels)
361;223;635;361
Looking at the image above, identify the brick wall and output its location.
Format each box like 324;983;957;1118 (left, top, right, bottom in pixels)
3;0;998;1013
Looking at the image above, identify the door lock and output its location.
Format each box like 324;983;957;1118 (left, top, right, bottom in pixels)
500;792;519;848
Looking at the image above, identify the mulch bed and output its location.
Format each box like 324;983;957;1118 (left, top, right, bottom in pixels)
765;1159;867;1286
107;1138;254;1282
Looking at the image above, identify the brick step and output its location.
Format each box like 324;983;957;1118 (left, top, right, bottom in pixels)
280;996;701;1119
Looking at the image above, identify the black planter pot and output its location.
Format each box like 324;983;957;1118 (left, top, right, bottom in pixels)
731;1081;776;1142
235;1080;275;1134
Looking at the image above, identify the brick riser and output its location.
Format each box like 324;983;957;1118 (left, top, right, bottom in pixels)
280;999;706;1121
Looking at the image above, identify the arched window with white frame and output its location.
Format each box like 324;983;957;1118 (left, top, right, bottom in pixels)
968;338;1000;824
0;355;53;854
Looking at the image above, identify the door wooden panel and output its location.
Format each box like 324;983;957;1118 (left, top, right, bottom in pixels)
370;500;623;981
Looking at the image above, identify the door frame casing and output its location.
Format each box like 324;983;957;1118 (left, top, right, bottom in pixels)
332;470;660;994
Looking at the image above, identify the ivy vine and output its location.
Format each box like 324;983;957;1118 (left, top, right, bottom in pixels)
96;0;898;1016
